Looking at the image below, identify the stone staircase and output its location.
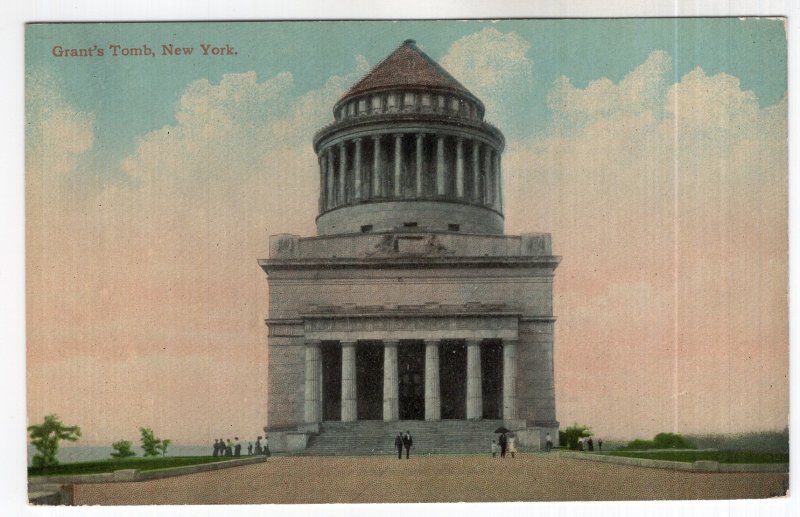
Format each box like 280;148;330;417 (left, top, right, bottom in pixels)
304;420;504;455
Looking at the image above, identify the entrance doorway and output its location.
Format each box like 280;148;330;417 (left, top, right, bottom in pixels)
356;343;384;420
321;343;341;421
481;341;503;419
439;341;466;419
398;342;425;420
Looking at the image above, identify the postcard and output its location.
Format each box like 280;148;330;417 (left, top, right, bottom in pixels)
24;17;788;507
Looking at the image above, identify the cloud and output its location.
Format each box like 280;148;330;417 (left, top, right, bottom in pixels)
27;56;371;441
440;27;533;124
547;50;672;134
504;50;787;437
26;69;95;177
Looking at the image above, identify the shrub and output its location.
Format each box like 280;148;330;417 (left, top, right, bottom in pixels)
110;440;136;459
619;433;696;451
560;423;592;450
28;415;81;470
652;432;695;449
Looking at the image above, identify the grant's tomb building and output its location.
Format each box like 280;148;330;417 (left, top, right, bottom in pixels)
259;40;560;453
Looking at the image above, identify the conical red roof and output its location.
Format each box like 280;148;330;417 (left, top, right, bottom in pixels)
339;39;479;104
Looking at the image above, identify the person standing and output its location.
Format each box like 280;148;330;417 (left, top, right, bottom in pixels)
226;439;233;456
247;442;253;455
598;438;603;452
255;436;263;455
577;437;584;452
545;433;553;452
234;437;242;456
263;435;271;457
395;432;404;459
499;433;508;458
212;439;219;457
587;437;593;452
508;435;516;458
491;440;498;458
403;431;413;459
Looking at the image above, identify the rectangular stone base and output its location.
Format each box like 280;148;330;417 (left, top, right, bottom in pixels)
268;431;310;452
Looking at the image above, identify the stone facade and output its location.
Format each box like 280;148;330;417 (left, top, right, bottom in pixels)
260;40;559;452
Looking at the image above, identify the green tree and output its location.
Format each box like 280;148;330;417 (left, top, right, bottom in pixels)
110;440;136;459
27;414;81;470
157;438;172;457
560;423;592;450
139;427;162;457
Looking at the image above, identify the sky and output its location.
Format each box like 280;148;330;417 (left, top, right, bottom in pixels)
25;18;788;445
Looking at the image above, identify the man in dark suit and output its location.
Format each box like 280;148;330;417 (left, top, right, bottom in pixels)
403;431;413;459
499;433;508;458
395;432;404;459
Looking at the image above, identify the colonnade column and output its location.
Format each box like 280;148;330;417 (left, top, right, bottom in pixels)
304;340;322;424
424;340;441;421
436;135;446;196
472;141;480;201
338;143;347;204
340;341;357;422
502;339;518;421
415;133;424;197
383;340;400;421
493;152;501;209
394;134;403;198
353;138;362;201
326;148;334;209
372;136;382;198
466;339;483;419
484;148;493;205
456;137;465;198
318;155;325;213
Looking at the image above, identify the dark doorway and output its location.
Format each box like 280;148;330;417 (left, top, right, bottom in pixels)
439;341;467;419
321;343;341;421
398;342;425;420
481;342;503;419
356;344;384;420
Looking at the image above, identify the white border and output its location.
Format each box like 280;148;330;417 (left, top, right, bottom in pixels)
2;2;796;517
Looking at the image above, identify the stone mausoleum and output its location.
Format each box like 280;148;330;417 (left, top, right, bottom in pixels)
259;40;560;453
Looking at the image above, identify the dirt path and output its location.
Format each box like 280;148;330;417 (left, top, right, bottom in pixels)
74;453;788;505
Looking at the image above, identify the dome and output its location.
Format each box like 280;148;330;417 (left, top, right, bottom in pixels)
313;40;506;237
335;39;485;118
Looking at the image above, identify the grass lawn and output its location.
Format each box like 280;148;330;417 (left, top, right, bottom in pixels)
605;450;789;464
28;455;249;477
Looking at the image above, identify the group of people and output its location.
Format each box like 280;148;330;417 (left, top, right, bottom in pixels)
577;436;602;452
491;432;517;458
394;431;413;459
212;435;271;457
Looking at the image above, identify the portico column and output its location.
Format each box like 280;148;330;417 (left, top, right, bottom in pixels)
341;341;357;422
383;340;399;421
484;148;493;205
372;136;382;197
436;135;446;196
455;137;465;198
353;138;363;201
415;133;424;197
466;339;483;419
472;141;480;201
304;340;322;424
338;142;347;204
502;339;518;421
326;147;335;208
424;340;441;421
393;134;403;198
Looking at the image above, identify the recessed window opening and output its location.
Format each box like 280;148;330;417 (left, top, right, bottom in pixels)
448;224;460;232
403;222;418;228
361;224;373;233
